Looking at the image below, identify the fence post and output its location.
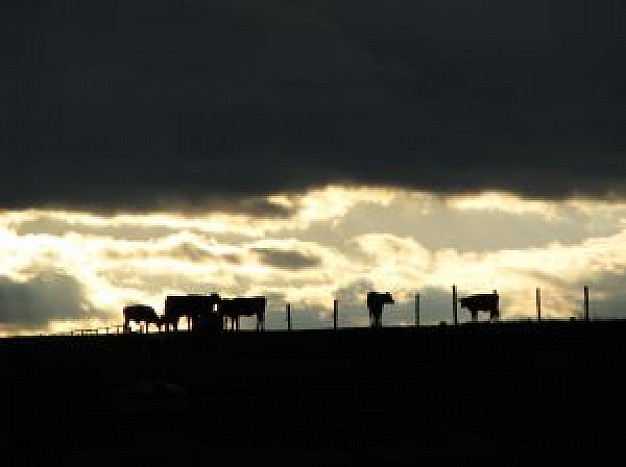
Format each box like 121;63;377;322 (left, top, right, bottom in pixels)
287;303;292;331
333;299;338;330
452;285;458;326
584;285;589;321
536;287;541;321
415;293;420;327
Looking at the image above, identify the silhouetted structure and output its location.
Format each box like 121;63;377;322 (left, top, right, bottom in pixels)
459;292;499;321
219;296;266;331
122;304;160;333
366;292;394;329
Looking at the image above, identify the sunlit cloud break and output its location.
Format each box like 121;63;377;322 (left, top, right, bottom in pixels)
445;191;560;220
2;185;626;336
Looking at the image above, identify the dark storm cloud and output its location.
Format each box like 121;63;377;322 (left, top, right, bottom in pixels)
5;0;626;211
253;248;321;270
0;272;94;326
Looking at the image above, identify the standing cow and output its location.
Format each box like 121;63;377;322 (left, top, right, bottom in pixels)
123;304;160;333
218;296;266;331
163;293;222;332
366;292;394;329
459;292;499;321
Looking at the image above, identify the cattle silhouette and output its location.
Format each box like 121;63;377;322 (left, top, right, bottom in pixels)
218;296;266;331
163;293;222;332
122;293;267;333
366;292;394;329
122;304;161;333
459;292;499;321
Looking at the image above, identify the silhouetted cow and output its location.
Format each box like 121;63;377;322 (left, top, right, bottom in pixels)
123;304;160;333
163;293;222;331
218;296;266;331
366;291;394;329
459;293;499;321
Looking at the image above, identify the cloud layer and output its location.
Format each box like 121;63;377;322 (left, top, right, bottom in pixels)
0;272;96;333
2;187;626;335
5;0;626;211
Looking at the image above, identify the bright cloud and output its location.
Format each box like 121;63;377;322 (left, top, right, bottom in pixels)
445;191;560;220
2;185;626;335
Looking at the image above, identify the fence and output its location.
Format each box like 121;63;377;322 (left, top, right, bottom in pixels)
45;284;607;338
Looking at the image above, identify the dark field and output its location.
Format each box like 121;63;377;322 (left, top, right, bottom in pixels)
2;321;626;465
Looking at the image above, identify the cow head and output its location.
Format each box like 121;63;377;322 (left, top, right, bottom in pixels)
367;291;394;306
380;292;394;305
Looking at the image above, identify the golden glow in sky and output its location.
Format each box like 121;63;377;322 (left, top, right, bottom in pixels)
2;185;626;336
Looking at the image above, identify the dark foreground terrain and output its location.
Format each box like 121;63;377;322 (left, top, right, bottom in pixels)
1;321;626;465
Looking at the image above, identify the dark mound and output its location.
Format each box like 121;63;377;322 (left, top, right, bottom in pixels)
1;321;625;465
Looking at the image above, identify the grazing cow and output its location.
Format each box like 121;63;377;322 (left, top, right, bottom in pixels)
366;292;394;329
123;304;160;333
163;293;222;332
459;292;499;321
218;296;266;331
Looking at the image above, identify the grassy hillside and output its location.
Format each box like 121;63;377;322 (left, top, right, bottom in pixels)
1;321;625;465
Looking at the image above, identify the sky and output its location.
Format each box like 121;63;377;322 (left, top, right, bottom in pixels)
3;0;626;335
